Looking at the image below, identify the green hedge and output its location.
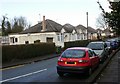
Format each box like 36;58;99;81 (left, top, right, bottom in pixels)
64;40;90;50
2;43;56;63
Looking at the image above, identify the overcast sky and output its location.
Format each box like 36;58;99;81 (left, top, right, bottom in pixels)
0;0;110;29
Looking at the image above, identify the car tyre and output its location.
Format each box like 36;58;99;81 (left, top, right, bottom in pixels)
57;72;64;77
86;68;92;76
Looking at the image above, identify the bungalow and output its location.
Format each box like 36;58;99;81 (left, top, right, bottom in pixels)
9;16;86;47
9;16;94;47
75;25;87;40
102;28;114;37
87;27;97;40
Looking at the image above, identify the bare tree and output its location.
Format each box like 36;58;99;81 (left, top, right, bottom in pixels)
11;16;31;33
1;15;8;36
96;13;107;30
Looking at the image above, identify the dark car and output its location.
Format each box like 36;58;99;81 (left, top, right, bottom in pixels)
106;39;118;50
87;41;109;63
105;41;113;55
57;47;100;77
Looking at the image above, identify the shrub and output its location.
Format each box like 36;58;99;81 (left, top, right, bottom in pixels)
2;43;56;63
64;40;90;49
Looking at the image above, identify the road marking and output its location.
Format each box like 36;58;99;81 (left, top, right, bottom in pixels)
0;65;24;71
0;68;47;83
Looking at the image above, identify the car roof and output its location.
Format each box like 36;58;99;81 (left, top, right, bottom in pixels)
89;41;104;44
66;47;90;51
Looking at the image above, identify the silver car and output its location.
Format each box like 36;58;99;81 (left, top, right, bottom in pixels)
87;41;109;63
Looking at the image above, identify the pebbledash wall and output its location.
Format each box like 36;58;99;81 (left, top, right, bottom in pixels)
9;32;78;48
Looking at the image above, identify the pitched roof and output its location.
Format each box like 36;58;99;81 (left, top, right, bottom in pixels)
75;25;86;33
75;24;87;30
103;28;112;33
62;24;75;33
87;26;97;33
96;28;103;33
96;28;103;31
20;19;97;34
45;19;62;32
20;19;62;34
20;23;42;34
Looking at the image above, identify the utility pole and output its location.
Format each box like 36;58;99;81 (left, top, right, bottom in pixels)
86;12;88;40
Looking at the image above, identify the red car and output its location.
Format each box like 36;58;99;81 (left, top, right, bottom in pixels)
57;47;100;77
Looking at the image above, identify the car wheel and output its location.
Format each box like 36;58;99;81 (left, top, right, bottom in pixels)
57;72;64;77
88;68;92;76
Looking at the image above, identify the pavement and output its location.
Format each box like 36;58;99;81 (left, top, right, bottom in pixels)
2;53;60;68
95;49;119;83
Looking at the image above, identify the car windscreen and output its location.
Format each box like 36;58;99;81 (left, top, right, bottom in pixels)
61;49;85;58
87;43;104;50
106;42;110;47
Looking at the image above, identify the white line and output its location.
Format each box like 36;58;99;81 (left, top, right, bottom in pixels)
0;68;47;83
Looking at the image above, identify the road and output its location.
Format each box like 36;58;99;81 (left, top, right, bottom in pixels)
1;50;119;83
1;57;88;83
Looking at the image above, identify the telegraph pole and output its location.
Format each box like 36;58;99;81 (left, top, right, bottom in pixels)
86;12;88;40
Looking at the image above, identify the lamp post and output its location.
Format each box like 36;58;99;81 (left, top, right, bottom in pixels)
86;12;88;40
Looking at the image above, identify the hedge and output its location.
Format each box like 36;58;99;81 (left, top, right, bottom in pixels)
64;40;90;50
2;43;56;63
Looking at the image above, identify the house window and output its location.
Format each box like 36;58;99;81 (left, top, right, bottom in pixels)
25;41;29;44
61;33;64;42
77;34;80;40
57;34;60;41
46;37;53;43
10;37;14;43
15;38;18;42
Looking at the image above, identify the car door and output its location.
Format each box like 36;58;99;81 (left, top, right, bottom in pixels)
92;50;100;67
88;50;96;69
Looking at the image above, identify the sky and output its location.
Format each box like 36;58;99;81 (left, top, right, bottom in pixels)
0;0;111;29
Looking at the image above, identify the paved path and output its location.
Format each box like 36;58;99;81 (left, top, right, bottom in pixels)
95;50;119;83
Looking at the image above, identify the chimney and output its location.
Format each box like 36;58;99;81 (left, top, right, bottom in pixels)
41;16;46;31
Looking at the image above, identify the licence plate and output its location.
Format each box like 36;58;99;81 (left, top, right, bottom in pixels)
65;62;76;64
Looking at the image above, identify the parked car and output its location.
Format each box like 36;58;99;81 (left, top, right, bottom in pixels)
57;47;100;77
106;39;118;50
87;41;109;63
105;41;113;55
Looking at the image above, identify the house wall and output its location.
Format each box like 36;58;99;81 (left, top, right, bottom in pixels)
9;32;67;47
9;26;98;47
9;32;56;44
88;33;97;40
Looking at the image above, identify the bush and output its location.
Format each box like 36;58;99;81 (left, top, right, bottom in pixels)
64;40;90;49
2;43;56;63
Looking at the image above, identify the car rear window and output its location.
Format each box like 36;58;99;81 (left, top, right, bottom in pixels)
61;49;85;58
87;43;104;50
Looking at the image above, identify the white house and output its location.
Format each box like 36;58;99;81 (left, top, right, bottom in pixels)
87;27;97;40
9;16;79;47
9;16;90;47
75;25;87;40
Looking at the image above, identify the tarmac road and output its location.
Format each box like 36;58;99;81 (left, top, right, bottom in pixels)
1;57;88;83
